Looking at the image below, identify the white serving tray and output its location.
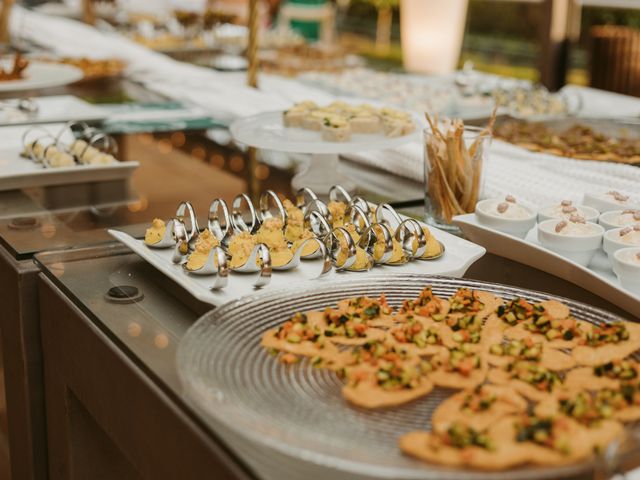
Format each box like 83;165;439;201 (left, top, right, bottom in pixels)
453;213;640;318
229;110;420;154
0;95;106;127
0;155;139;191
108;224;485;307
0;123;138;191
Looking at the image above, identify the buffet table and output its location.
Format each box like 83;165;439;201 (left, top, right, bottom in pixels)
0;5;637;480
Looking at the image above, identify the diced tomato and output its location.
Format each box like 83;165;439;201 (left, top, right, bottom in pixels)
393;330;407;342
457;358;475;376
281;353;298;364
354;324;367;335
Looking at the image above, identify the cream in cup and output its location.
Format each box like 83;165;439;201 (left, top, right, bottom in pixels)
538;199;599;223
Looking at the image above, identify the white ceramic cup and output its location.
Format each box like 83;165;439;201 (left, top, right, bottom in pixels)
599;210;640;231
583;192;640;213
612;247;640;295
537;219;604;267
475;199;537;239
603;226;640;262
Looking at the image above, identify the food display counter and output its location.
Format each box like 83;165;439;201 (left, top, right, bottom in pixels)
29;226;638;480
0;3;639;479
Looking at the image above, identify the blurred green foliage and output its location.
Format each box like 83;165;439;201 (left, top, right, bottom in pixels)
582;7;640;30
351;0;398;9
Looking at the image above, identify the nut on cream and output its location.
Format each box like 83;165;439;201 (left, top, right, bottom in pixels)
554;217;597;236
618;225;640;245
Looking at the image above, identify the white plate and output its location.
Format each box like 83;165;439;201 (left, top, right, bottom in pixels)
230;110;419;154
453;213;640;318
0;95;106;127
108;223;485;307
0;62;83;93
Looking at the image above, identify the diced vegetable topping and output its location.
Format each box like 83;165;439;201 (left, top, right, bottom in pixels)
596;382;640;411
497;298;543;325
490;338;542;361
375;362;431;390
447;346;481;376
594;360;638;380
460;386;497;413
391;320;441;348
515;416;570;454
442;423;494;450
580;322;630;347
276;312;323;344
400;287;445;318
449;288;484;314
522;314;582;341
446;315;482;343
559;392;609;425
507;361;561;392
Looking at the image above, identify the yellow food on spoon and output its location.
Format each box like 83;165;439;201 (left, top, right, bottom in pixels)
283;199;305;243
256;218;288;250
412;227;443;258
195;229;219;250
292;229;319;256
144;218;166;245
185;230;220;271
374;236;405;263
228;231;257;268
328;201;347;227
336;243;370;270
271;245;294;267
344;223;360;243
186;243;216;271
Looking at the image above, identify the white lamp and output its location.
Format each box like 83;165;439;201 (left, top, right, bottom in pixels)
400;0;469;74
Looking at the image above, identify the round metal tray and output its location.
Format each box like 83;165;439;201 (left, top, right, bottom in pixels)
176;274;630;479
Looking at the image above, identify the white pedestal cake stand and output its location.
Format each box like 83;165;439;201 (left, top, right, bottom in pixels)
229;111;419;194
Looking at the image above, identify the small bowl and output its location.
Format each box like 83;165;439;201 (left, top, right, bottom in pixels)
475;199;537;239
599;210;640;231
537;204;599;223
537;219;604;267
603;226;640;262
612;247;640;294
583;192;640;213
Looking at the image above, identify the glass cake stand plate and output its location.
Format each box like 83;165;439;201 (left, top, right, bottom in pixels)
0;95;106;127
176;274;625;480
229;111;420;194
453;213;640;318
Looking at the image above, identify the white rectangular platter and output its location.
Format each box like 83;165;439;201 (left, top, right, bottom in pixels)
0;155;139;191
0;95;106;127
109;224;486;307
453;213;640;318
0;123;138;191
